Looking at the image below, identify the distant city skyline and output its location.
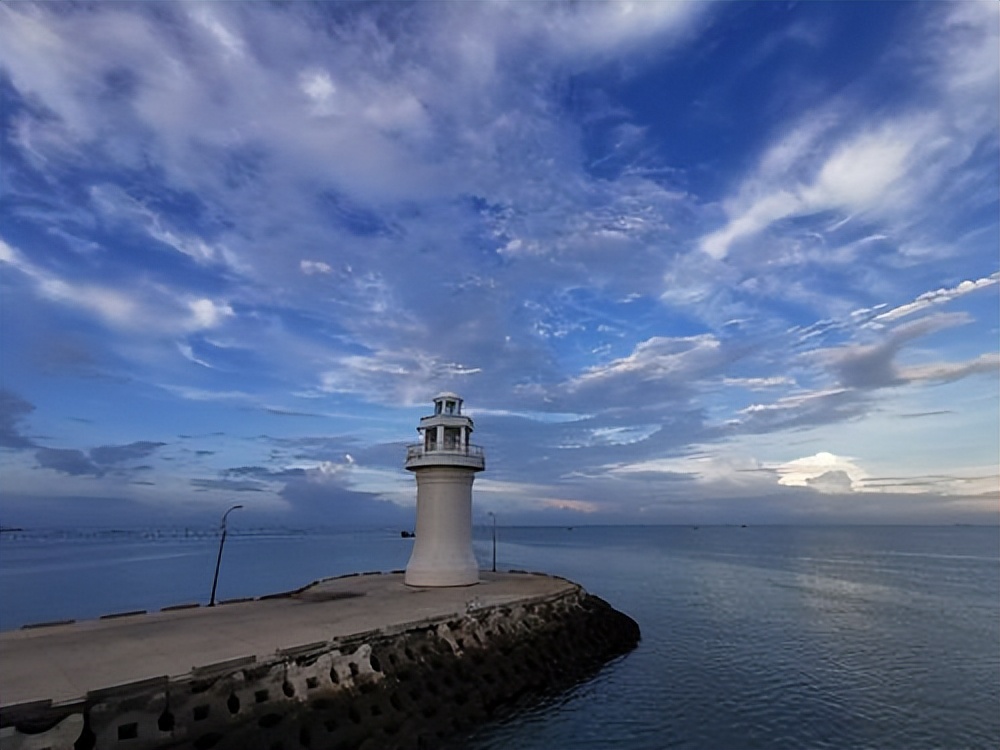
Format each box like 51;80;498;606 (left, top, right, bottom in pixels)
1;1;997;527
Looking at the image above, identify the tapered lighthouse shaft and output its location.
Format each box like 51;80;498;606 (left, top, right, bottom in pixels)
406;469;477;586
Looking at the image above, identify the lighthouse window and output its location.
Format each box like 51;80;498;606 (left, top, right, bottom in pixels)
445;401;455;414
435;401;442;415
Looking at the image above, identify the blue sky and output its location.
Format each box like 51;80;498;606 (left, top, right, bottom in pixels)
1;1;997;528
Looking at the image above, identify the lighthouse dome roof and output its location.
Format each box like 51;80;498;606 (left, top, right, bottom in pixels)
433;391;462;401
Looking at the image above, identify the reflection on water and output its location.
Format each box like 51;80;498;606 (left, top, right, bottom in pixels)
462;525;999;750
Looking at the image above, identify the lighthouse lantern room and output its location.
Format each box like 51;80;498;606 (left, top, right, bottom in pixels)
404;393;485;587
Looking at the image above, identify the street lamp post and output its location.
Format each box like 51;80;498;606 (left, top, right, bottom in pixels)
209;504;243;606
488;511;496;573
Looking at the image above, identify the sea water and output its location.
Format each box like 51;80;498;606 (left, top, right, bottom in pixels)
1;525;997;749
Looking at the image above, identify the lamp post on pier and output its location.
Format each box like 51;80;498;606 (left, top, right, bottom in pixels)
488;511;496;573
209;504;242;606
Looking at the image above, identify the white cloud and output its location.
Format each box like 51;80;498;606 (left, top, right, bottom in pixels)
190;7;246;60
39;278;138;326
0;237;17;264
2;236;239;335
871;273;1000;323
740;388;850;416
774;451;868;492
700;190;800;260
177;342;213;369
299;69;337;116
699;118;928;259
926;0;999;133
148;225;225;266
300;259;333;275
734;387;866;435
534;1;704;62
160;385;256;403
187;299;234;330
610;450;768;489
566;424;660;448
89;185;244;271
2;238;139;327
310;459;354;482
573;335;722;387
319;349;483;406
803;124;919;210
723;376;796;390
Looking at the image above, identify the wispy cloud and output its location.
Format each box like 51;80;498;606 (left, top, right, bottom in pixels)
1;237;236;335
698;2;997;262
871;273;1000;324
0;2;995;525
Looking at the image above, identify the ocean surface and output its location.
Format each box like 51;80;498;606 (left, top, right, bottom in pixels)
1;524;997;749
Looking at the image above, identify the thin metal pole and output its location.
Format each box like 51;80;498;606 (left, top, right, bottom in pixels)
209;504;242;606
489;512;496;572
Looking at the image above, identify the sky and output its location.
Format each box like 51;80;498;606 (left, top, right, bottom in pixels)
0;1;997;529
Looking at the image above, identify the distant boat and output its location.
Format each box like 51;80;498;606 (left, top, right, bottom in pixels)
400;530;415;538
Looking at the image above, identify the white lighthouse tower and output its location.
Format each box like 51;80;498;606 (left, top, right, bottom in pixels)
404;392;485;587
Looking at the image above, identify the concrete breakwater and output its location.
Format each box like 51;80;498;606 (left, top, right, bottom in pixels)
0;572;640;750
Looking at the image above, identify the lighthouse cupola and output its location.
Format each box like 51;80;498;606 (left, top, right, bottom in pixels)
405;392;484;472
404;392;485;587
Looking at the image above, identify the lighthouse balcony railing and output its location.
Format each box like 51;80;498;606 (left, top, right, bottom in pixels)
406;443;484;460
405;443;485;470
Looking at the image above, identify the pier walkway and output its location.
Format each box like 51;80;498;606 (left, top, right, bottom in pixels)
0;571;574;708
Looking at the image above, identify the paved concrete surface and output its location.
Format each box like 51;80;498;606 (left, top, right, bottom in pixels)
0;572;575;708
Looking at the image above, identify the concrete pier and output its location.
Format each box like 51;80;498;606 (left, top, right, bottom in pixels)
0;572;640;750
0;572;570;707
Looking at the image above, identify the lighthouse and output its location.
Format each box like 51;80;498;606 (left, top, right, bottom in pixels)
404;392;485;587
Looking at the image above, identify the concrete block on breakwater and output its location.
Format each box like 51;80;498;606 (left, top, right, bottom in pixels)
0;571;640;750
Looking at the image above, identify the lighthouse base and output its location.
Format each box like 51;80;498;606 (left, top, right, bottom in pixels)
404;567;478;587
